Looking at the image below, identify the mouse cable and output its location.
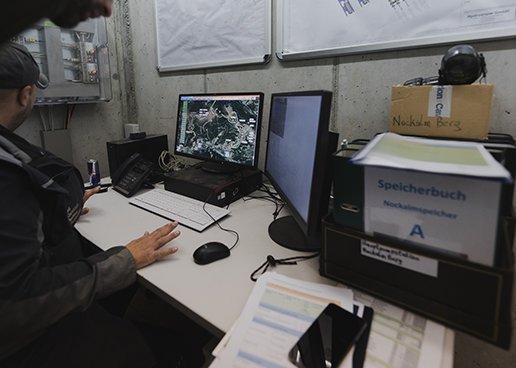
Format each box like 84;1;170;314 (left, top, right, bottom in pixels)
202;195;240;251
250;253;319;282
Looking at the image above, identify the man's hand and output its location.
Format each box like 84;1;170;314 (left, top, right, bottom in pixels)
81;186;101;216
126;222;180;270
52;0;113;28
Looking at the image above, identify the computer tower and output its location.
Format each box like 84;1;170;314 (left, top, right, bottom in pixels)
106;134;168;179
164;166;263;207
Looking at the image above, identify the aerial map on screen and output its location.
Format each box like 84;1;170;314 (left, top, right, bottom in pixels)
176;94;262;166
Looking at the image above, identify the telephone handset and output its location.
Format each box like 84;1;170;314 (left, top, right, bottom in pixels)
112;153;153;197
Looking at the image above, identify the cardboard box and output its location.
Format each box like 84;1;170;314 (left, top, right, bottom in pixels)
389;84;494;140
320;214;514;348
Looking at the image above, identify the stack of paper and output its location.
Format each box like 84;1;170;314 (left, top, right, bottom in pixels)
209;272;448;368
350;132;512;181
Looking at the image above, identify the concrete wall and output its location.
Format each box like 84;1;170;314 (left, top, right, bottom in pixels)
13;1;516;366
126;0;516;171
15;2;516;177
126;1;516;365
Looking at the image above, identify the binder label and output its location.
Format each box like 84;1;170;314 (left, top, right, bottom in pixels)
363;166;501;266
361;240;438;277
428;86;452;118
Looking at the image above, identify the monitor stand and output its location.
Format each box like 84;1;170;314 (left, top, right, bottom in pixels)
200;161;243;174
268;216;320;252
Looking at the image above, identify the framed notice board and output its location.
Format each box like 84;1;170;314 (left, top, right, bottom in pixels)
155;0;272;71
277;0;516;60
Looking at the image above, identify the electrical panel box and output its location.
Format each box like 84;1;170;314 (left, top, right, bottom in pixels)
14;18;112;105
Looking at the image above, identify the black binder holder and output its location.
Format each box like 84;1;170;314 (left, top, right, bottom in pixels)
321;215;513;348
321;133;515;348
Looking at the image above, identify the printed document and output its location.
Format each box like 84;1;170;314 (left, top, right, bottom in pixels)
210;272;355;367
350;132;512;181
210;272;448;368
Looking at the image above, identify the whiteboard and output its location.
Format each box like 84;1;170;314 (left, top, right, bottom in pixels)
277;0;516;60
155;0;271;71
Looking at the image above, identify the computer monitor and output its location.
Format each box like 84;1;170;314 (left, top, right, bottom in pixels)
175;92;264;173
264;91;338;251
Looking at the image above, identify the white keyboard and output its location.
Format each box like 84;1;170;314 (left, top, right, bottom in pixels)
129;189;230;232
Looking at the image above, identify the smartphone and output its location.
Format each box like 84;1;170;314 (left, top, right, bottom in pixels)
288;303;367;368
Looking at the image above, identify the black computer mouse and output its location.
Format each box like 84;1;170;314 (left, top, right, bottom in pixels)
193;242;230;265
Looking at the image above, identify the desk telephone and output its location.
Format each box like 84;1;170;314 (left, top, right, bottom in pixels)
112;153;153;197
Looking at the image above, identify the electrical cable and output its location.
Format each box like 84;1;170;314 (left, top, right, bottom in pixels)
48;105;54;131
202;193;239;251
246;183;285;220
240;185;319;281
158;150;189;172
250;253;320;282
65;103;76;129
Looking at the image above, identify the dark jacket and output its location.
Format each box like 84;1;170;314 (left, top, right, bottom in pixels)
0;126;137;359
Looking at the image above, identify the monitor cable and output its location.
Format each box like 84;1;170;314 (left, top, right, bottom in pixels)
243;186;282;205
250;253;320;282
158;150;190;172
244;183;285;220
220;181;318;280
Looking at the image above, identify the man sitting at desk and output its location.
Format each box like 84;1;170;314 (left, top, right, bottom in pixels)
0;42;181;367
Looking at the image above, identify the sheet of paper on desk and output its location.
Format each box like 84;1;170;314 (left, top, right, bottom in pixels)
210;272;355;367
353;291;446;368
210;273;447;368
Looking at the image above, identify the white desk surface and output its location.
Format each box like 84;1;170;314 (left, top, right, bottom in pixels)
76;185;453;366
76;185;332;335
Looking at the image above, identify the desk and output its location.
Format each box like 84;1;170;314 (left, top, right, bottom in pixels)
75;185;454;367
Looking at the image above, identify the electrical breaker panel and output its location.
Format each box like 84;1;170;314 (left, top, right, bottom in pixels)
14;18;112;105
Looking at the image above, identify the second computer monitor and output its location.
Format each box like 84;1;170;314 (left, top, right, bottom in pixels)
265;90;337;251
175;92;264;173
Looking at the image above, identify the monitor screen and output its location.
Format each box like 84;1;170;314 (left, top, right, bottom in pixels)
175;93;264;172
264;91;337;251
